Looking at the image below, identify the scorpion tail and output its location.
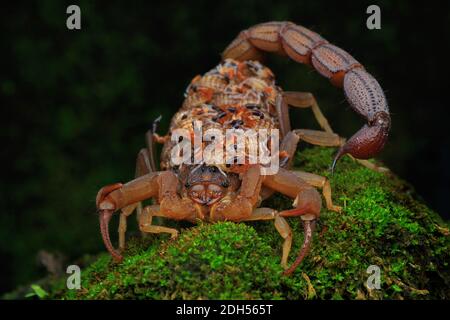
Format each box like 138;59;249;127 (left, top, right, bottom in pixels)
223;21;391;172
331;112;390;173
283;219;316;276
331;69;391;172
99;209;123;262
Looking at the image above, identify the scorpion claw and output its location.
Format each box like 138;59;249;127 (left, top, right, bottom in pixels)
283;219;316;276
96;183;124;261
99;209;123;262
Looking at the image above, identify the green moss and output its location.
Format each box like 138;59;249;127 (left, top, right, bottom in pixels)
55;223;284;299
44;147;450;299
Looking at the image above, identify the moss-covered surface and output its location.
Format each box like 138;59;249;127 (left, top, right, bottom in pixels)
13;147;450;299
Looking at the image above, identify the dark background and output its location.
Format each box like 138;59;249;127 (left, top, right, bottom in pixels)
1;0;449;294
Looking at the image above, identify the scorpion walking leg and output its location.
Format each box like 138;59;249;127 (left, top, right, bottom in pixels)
241;208;293;269
146;115;166;173
141;125;164;231
292;170;341;212
280;130;384;210
118;120;165;251
282;91;333;133
263;168;321;275
293;129;343;148
353;158;389;173
274;215;293;269
279;129;342;169
138;205;179;239
282;92;388;172
279;131;342;212
261;130;342;202
298;127;389;173
118;148;153;250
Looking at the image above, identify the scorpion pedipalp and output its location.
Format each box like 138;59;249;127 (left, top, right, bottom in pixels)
99;209;123;262
283;219;316;276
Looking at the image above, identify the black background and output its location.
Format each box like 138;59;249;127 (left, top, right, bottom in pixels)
1;0;449;294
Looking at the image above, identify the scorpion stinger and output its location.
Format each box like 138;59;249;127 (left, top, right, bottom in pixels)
222;21;391;171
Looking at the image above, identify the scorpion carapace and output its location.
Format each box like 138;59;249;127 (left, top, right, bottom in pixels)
96;21;390;276
182;164;231;206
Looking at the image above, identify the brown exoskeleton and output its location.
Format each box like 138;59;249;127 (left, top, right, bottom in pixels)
96;21;390;275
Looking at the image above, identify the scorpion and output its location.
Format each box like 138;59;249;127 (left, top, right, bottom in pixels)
96;21;390;275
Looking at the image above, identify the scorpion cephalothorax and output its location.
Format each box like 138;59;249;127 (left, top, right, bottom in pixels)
96;21;391;276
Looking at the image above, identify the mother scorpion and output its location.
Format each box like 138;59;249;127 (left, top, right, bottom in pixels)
96;21;390;275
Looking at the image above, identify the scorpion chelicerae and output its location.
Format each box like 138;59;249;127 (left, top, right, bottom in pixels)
96;21;390;275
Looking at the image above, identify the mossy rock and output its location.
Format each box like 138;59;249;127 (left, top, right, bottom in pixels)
34;147;450;299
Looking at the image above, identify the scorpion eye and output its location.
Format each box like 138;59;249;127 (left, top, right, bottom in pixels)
185;182;191;188
221;180;230;188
